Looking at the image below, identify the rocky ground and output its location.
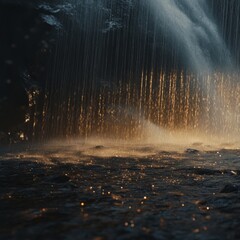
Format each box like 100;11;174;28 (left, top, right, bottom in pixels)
0;141;240;239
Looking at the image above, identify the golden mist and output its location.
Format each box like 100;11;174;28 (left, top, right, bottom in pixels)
40;71;240;142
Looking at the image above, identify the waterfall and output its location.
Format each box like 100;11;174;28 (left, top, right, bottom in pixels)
149;0;232;73
32;0;240;144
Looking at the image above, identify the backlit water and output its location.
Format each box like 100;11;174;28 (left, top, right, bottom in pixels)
29;0;240;144
1;1;240;239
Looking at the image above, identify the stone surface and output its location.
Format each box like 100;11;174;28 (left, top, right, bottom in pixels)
0;143;240;239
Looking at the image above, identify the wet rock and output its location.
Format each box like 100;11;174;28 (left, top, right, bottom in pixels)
185;148;199;154
2;146;240;240
194;168;221;175
220;184;238;193
41;15;62;29
51;175;70;183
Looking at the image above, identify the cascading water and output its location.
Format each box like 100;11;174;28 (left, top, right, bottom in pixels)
149;0;232;73
34;0;240;144
147;0;239;141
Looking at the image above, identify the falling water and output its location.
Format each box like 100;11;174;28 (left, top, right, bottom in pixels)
31;0;240;144
149;0;232;73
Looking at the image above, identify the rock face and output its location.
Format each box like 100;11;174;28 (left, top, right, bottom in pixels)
0;1;56;139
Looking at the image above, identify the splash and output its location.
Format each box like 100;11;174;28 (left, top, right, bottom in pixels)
41;71;240;144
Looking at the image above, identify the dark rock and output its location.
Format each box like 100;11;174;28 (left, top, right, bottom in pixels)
0;1;56;136
194;168;221;175
51;175;70;183
185;148;200;154
220;184;238;193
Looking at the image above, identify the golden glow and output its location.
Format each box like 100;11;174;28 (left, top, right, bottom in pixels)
42;71;240;142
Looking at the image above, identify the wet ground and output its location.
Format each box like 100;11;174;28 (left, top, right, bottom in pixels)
0;141;240;239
